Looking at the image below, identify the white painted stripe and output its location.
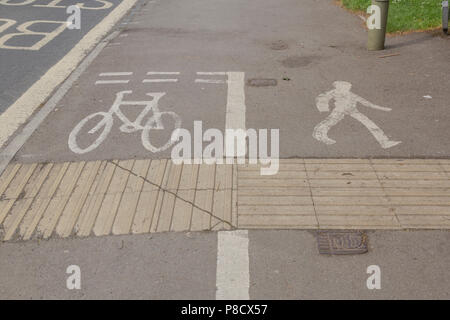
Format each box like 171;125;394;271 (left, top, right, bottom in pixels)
197;72;226;75
216;230;250;300
142;79;178;83
0;0;138;149
95;80;130;84
99;72;132;77
225;72;246;158
0;29;119;177
147;72;180;75
195;79;226;84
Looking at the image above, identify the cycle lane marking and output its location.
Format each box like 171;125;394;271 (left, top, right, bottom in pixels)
142;79;179;83
96;80;130;84
96;71;133;84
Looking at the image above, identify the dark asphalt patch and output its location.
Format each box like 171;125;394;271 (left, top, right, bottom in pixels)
247;79;278;87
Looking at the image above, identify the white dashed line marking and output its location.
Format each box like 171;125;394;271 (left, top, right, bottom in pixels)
216;230;250;300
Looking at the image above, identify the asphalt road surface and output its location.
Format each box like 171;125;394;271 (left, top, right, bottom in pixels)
0;0;123;114
1;230;450;299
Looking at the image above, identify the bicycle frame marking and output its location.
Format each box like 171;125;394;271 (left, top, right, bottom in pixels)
68;90;181;154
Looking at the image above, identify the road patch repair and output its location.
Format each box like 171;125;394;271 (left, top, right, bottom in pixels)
1;158;450;241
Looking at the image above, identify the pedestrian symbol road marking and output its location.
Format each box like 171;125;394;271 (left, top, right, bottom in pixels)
313;81;401;149
95;72;132;84
1;0;113;10
2;159;450;241
143;71;180;83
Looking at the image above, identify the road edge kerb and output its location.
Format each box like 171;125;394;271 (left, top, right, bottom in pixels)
0;0;139;163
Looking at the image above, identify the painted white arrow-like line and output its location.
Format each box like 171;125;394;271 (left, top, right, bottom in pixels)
142;79;178;83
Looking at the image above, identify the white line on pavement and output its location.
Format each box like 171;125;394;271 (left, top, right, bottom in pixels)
195;79;226;84
0;29;121;176
225;72;246;131
197;72;227;75
216;230;250;300
95;80;130;84
225;72;246;158
0;0;138;149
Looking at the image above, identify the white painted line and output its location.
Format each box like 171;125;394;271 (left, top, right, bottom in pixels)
195;79;226;84
225;72;246;131
216;230;250;300
95;80;130;84
0;30;120;176
99;72;133;76
197;72;226;75
147;72;180;75
0;0;138;149
142;79;178;83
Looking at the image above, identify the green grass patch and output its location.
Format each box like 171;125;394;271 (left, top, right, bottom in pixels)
341;0;442;33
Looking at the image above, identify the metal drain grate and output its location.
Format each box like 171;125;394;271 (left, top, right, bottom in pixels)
317;230;368;255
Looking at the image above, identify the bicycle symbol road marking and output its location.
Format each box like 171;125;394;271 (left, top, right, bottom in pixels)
313;81;401;149
68;90;181;154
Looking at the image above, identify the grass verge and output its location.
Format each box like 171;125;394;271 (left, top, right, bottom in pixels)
341;0;442;33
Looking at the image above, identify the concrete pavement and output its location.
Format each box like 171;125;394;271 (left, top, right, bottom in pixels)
1;0;450;300
0;0;122;114
3;159;450;242
10;0;450;162
1;230;450;299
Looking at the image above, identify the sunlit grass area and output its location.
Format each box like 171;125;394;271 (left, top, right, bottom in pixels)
341;0;442;33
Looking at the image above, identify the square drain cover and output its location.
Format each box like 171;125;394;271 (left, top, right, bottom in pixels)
317;231;368;255
247;79;277;87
